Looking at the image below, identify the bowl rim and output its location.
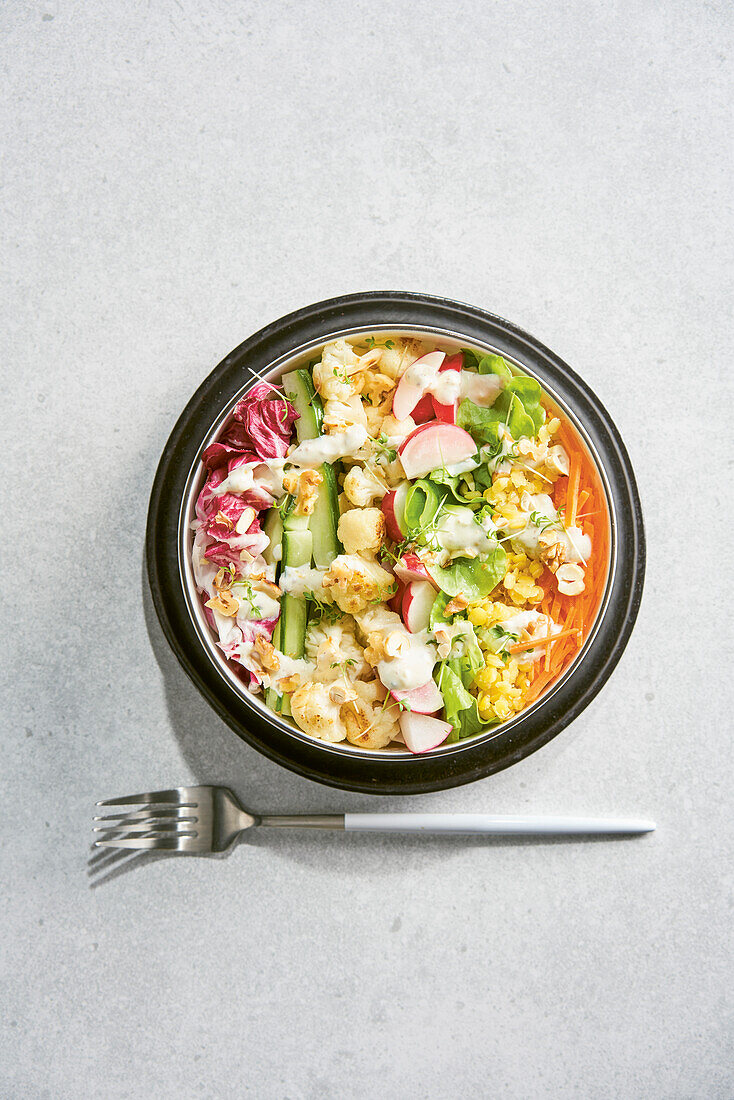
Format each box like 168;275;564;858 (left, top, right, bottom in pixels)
176;324;617;761
146;291;645;793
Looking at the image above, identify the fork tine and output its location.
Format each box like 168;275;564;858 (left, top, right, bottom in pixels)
96;788;196;807
94;837;185;851
93;823;196;834
94;810;197;824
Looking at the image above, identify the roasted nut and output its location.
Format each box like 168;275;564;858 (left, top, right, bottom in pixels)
444;595;469;616
555;563;585;595
205;589;239;617
214;510;234;531
253;635;280;672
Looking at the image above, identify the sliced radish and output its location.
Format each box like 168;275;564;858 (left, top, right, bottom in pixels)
400;711;452;753
394;552;435;585
392;351;445;421
398;422;477;480
381;480;411;543
432;352;463;424
402;580;436;633
388;579;405;615
411;393;436;423
391;679;443;715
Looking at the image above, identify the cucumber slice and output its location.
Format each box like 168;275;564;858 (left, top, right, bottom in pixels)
281;366;341;567
265;618;283;713
277;526;312;717
311;463;342;569
282;368;323;440
262;507;283;570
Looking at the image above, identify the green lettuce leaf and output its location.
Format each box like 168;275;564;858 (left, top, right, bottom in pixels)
427;547;507;600
438;661;488;742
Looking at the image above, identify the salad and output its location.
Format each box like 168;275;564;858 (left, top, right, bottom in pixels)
191;336;608;753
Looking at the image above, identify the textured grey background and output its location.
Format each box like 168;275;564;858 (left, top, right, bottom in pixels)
2;2;732;1098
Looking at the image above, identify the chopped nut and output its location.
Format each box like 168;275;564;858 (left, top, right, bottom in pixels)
213;566;235;591
253;635;280;673
556;563;585;596
277;674;302;693
205;589;239;617
253;579;282;599
444;595;469;616
538;531;567;571
329;682;358;705
283;468;323;515
235;506;257;533
384;631;409;658
545;445;569;477
434;628;452;659
214;510;234;531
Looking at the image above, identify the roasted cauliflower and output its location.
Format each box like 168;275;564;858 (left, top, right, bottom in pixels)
337;507;385;555
343;464;388;507
322;554;395;614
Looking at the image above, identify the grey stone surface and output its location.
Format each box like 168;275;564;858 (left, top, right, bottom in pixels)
2;1;732;1097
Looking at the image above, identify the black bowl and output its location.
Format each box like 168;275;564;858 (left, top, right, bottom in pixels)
146;292;644;794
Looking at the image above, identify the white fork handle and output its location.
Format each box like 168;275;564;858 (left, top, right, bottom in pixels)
344;813;655;835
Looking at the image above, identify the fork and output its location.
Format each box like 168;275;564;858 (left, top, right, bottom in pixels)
93;786;656;851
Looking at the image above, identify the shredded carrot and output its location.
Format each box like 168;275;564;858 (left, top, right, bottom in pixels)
576;489;590;512
526;670;555;703
509;626;582;654
566;459;581;527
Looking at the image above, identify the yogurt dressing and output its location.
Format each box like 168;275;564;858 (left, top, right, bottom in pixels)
279;564;329;599
215;460;286;499
356;606;437;692
508;492;592;562
400;357;503;409
435;506;498;557
287;424;368;468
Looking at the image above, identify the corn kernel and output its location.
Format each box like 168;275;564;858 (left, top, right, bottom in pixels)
548;417;560;435
468;606;489;626
494;698;511;720
503;572;516;591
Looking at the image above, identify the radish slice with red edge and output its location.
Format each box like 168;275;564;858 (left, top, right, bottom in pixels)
391;679;443;715
399;711;452;753
392;351;445;421
394;553;436;585
398;422;477;480
380;481;411;543
402;580;436;633
431;352;463;424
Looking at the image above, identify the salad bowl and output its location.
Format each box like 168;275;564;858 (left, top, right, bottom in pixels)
146;292;644;794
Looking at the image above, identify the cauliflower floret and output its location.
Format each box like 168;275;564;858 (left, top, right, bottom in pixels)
380;413;416;446
322;554;395;614
363;398;390;436
312;340;361;401
337;507;385;555
323;395;368;435
376;338;426;380
355;368;396;406
305;619;370;682
290;682;349;742
343;465;388;507
342;679;399;749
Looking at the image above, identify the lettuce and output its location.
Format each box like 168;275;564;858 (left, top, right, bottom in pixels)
457;358;544;445
427;547;506;600
438;661;488;742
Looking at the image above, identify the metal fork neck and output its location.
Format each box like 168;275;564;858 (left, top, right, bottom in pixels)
257;814;345;829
